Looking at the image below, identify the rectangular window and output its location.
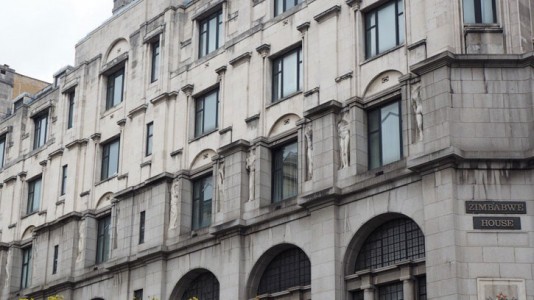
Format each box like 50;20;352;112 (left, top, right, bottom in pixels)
377;281;403;300
96;215;111;264
150;41;160;82
417;276;427;300
368;101;402;169
365;0;404;59
67;91;75;129
194;89;219;137
106;68;125;109
272;142;298;203
27;177;42;214
139;211;145;244
463;0;496;23
33;113;48;149
272;47;303;102
101;138;120;180
134;289;144;300
0;134;6;168
199;10;223;58
146;122;153;156
60;165;68;196
192;175;213;230
275;0;303;16
52;245;59;274
20;246;32;289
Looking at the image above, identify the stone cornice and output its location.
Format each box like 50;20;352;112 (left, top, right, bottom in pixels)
113;172;174;200
229;52;252;66
33;211;83;234
314;5;341;23
304;100;343;120
218;139;251;156
127;104;148;118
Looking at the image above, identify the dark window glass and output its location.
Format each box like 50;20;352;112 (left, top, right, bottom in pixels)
61;165;68;196
365;0;404;58
52;245;59;274
146;122;153;156
199;10;223;58
0;134;6;168
417;276;427;300
463;0;496;23
272;47;303;102
257;248;311;295
139;211;145;244
101;138;120;180
192;175;213;230
355;218;425;271
33;113;48;149
352;291;364;300
67;91;75;129
182;272;219;300
134;289;143;300
106;68;125;109
272;142;298;203
368;101;402;169
194;90;218;137
274;0;304;16
150;41;160;82
14;99;23;111
378;281;404;300
20;246;32;289
27;177;42;214
96;215;111;264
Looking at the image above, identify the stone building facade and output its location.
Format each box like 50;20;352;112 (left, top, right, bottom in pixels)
0;0;533;299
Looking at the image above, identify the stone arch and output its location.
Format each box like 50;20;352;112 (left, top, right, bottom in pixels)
104;38;130;64
267;113;300;138
95;192;113;210
362;70;403;99
343;212;425;276
190;149;217;170
169;268;220;300
246;243;311;298
21;226;35;240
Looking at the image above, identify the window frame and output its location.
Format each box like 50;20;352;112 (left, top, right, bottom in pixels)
194;89;219;138
134;289;144;300
0;134;6;168
198;9;223;58
139;211;145;244
150;40;160;83
67;90;75;129
105;67;125;109
20;246;32;289
96;215;111;264
60;165;68;196
101;138;120;181
146;122;154;156
367;100;402;170
52;245;59;275
364;0;405;59
271;47;303;102
274;0;303;17
27;176;42;215
271;141;299;203
463;0;497;24
33;113;48;149
192;175;213;230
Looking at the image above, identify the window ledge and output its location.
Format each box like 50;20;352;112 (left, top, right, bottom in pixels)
101;102;123;118
361;44;404;66
95;174;118;186
189;128;218;143
21;211;39;220
464;24;503;33
267;91;303;109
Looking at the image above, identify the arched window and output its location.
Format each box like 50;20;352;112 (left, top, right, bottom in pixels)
346;217;427;300
181;272;219;300
257;247;311;295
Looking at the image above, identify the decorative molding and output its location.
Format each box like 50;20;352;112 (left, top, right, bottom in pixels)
180;38;192;48
117;118;127;126
80;190;90;197
229;52;252;66
303;87;320;97
47;148;64;160
335;71;353;83
127;104;148;118
143;24;165;44
90;133;102;142
181;84;194;96
304;100;343;120
65;138;89;149
218;139;251;156
150;91;178;105
3;175;16;184
17;171;27;178
314;5;341;23
245;113;260;124
255;44;271;57
140;161;152;168
219;126;232;135
39;160;47;167
296;22;310;33
215;65;227;75
170;148;183;157
100;52;128;75
118;173;129;180
407;39;427;51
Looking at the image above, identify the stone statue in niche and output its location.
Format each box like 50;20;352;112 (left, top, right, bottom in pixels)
338;120;350;169
76;220;85;262
217;162;225;212
246;149;256;201
411;84;424;142
304;125;313;180
169;179;180;230
4;249;11;287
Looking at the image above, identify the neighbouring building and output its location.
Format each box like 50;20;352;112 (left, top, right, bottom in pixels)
0;0;533;299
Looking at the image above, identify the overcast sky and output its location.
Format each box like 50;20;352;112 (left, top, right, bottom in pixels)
0;1;113;83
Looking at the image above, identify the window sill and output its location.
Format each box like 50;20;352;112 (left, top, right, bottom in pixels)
464;24;502;33
21;211;39;220
95;174;118;186
101;102;123;118
189;128;218;143
361;44;404;66
267;91;302;109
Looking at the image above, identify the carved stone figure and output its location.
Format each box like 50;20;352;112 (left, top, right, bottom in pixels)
169;179;180;230
304;125;313;180
76;220;85;262
4;249;11;287
412;84;424;142
338;120;350;169
217;162;225;212
246;150;256;201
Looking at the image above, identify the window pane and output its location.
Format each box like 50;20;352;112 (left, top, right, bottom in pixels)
0;136;5;168
381;103;401;165
217;13;223;47
282;51;298;96
397;0;404;44
463;0;476;23
33;178;41;211
281;142;298;199
286;0;296;10
369;131;381;169
366;13;376;57
208;16;218;53
108;141;119;176
204;92;218;132
481;0;495;23
275;0;284;16
113;73;124;106
377;2;396;53
200;22;208;57
272;60;282;101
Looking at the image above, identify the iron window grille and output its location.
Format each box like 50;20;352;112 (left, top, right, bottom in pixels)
274;0;303;16
272;141;298;203
194;89;219;137
192;175;213;230
199;10;223;58
96;215;111;264
20;246;32;289
27;177;42;214
33;113;48;149
101;138;120;180
257;248;311;295
182;272;220;300
150;41;160;82
365;0;404;58
368;100;402;169
106;68;125;109
272;47;303;102
463;0;496;23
